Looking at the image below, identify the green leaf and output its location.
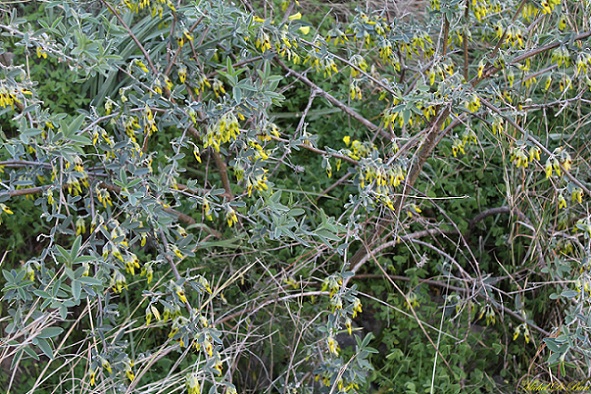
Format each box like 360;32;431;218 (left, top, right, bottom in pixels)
78;276;103;286
55;245;71;264
543;338;564;353
560;290;579;299
72;279;82;300
35;337;54;359
22;345;40;361
70;235;82;260
38;327;64;339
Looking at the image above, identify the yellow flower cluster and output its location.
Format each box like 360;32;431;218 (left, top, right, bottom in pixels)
510;146;540;169
502;25;526;49
276;26;301;64
404;292;420;310
545;148;571;178
0;203;14;225
551;46;571;67
307;54;339;78
428;61;455;87
349;54;368;78
572;188;584;204
110;270;127;293
248;140;269;161
315;374;359;392
465;94;481;113
212;79;226;98
513;323;531;343
352;297;362;318
121;0;175;18
479;304;496;326
451;130;479;158
0;87;18;109
357;12;390;43
140;263;154;284
35;45;48;59
95;186;113;208
540;0;560;14
203;112;240;152
125;254;140;275
186;373;201;394
144;106;158;136
326;26;348;46
255;29;272;53
321;275;342;297
255;122;281;142
226;207;238;227
342;136;372;160
349;80;362;101
246;172;269;196
123;359;135;382
359;162;406;189
194;74;211;95
491;117;505;135
177;29;194;47
471;0;501;22
409;32;434;57
327;336;340;356
575;52;591;76
557;193;567;209
92;128;115;147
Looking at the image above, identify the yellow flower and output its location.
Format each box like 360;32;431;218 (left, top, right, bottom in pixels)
199;276;213;294
101;358;112;374
140;263;154;284
193;147;202;163
172;245;184;259
226;208;238;227
89;369;96;386
477;60;485;78
126;369;135;381
0;203;13;215
298;26;310;35
352;297;362;318
288;12;302;21
186;373;201;394
327;336;340;356
572;188;583;204
545;160;553;178
111;271;127;293
176;286;188;303
135;59;149;73
36;46;48;59
125;254;140;275
178;66;187;84
558;194;567;209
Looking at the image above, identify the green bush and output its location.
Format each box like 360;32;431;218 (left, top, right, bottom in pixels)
2;0;591;393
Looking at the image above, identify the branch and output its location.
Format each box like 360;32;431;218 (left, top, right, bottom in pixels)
101;0;157;74
481;98;591;196
211;150;234;201
276;58;390;139
271;136;358;165
347;106;452;271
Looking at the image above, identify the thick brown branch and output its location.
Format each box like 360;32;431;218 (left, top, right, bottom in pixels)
347;106;452;271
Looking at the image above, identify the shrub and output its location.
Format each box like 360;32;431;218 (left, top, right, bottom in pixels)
1;0;591;393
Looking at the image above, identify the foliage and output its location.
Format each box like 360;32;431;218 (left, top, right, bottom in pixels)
2;0;591;393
